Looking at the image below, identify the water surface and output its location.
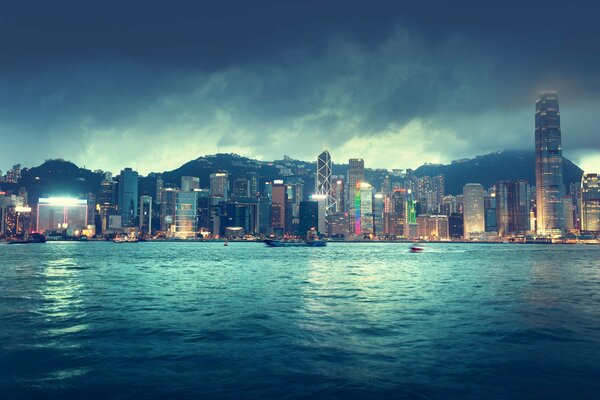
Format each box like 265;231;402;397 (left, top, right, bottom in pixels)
1;242;599;399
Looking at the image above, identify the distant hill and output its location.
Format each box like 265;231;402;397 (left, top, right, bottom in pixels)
413;150;583;195
16;159;103;203
2;150;584;203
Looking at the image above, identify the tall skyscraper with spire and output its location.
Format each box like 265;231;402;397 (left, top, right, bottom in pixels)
535;92;565;234
316;150;333;212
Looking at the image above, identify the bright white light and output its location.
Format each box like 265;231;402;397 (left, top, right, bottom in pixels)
374;193;384;199
39;197;87;206
15;206;31;212
274;179;284;184
310;194;327;200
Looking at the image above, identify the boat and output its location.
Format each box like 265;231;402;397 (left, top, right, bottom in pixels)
7;233;46;244
264;239;326;247
224;240;229;247
113;236;139;243
410;244;425;253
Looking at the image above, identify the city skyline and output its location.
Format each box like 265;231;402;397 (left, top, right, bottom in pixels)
1;3;600;174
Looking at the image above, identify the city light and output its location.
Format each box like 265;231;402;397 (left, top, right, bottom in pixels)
39;197;87;206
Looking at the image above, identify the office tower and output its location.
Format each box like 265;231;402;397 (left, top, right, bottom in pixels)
463;183;485;239
258;196;272;236
246;172;259;196
118;168;139;227
174;191;198;238
581;173;600;232
155;174;163;205
233;178;250;197
373;193;385;236
210;172;229;201
263;181;273;199
181;176;200;192
160;188;177;231
289;181;304;218
432;174;445;212
223;198;259;235
388;188;407;236
381;175;391;195
316;150;333;212
347;158;365;232
309;194;327;234
484;192;497;233
563;196;574;231
327;212;349;237
271;181;286;236
535;92;565;234
449;213;464;239
299;201;319;237
355;182;374;235
512;180;532;233
98;178;117;231
495;181;511;237
139;195;153;235
441;195;456;216
333;178;345;212
194;189;211;233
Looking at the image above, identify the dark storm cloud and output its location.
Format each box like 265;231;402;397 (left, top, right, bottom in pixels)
1;1;599;173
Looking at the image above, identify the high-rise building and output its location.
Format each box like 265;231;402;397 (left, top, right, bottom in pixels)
246;172;259;197
581;173;600;232
118;168;138;227
299;201;319;237
181;176;200;192
512;180;532;233
98;178;117;232
174;191;198;238
160;188;177;231
316;150;333;212
333;178;345;212
139;195;153;235
348;158;365;233
355;182;374;235
309;194;327;235
463;183;485;239
210;172;229;201
233;178;250;197
271;180;287;236
495;181;511;237
535;92;565;235
373;193;384;236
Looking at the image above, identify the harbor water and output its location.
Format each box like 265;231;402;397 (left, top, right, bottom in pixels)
1;242;599;399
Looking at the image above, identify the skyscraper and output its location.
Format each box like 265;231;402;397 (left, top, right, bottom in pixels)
348;158;364;233
139;195;153;235
316;150;333;212
495;181;511;237
271;180;286;236
210;172;229;201
581;173;600;232
118;168;138;227
463;183;485;239
535;92;565;235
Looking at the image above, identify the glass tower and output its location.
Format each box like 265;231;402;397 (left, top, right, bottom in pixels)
535;92;564;235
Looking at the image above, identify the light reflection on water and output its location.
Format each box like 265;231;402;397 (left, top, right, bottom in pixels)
0;242;599;399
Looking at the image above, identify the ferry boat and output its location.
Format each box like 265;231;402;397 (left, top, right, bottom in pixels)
112;235;139;243
7;233;46;244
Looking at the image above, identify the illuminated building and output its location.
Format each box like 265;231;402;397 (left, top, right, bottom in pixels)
535;92;565;235
223;198;259;235
355;182;373;235
441;195;456;216
210;172;229;201
463;183;485;239
174;191;198;238
386;188;407;236
271;180;286;236
118;167;139;227
512;180;532;233
316;150;334;213
327;212;349;237
246;172;259;196
333;178;345;212
449;213;464;238
98;178;117;232
373;193;384;236
495;181;510;236
309;194;328;234
139;195;153;235
36;197;88;234
417;215;448;239
181;176;200;192
348;158;365;231
581;173;600;232
160;188;177;231
195;189;211;233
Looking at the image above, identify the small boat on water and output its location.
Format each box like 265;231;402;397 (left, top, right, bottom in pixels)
264;239;326;247
410;244;425;253
7;233;46;244
113;236;139;243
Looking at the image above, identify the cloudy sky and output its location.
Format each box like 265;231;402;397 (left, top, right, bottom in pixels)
1;1;599;175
